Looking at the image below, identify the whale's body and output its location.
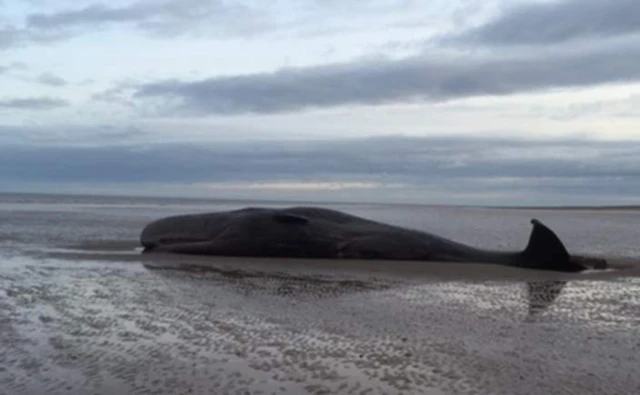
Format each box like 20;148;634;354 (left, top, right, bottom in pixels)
140;207;586;272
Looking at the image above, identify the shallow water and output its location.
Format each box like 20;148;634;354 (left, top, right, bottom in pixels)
1;193;639;395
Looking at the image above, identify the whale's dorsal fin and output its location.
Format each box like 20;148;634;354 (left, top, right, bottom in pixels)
521;219;585;272
273;212;309;225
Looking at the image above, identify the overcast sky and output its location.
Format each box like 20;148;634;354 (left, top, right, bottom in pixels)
1;0;639;205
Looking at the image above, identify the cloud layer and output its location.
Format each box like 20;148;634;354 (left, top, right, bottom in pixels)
6;0;640;116
1;136;638;204
133;41;640;114
26;0;265;37
456;0;640;45
0;97;68;109
35;72;67;87
1;0;268;50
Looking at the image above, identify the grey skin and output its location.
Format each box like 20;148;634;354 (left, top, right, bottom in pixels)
141;206;588;272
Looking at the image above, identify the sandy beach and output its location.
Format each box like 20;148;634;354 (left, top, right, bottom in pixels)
1;194;639;395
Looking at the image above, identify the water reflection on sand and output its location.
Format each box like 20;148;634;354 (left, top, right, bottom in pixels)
1;251;639;395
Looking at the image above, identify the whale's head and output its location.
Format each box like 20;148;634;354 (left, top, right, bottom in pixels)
140;212;220;252
140;208;336;256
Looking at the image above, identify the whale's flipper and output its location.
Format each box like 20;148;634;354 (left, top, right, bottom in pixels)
521;219;585;272
146;240;216;254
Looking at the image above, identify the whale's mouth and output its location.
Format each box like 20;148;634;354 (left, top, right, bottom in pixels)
141;236;210;253
142;245;156;253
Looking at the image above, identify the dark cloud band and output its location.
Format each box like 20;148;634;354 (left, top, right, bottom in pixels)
1;136;638;182
2;136;639;204
455;0;640;45
133;41;640;114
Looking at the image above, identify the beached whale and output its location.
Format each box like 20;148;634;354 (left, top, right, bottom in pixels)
140;207;588;272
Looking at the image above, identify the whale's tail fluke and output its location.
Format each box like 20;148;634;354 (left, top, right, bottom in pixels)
520;219;586;272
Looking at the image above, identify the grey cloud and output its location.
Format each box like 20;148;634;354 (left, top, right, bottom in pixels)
0;123;143;145
0;61;25;74
36;72;67;86
24;0;427;37
28;3;163;28
133;41;640;114
0;26;23;49
17;0;434;46
26;0;267;37
455;0;640;46
1;23;71;49
0;97;69;109
79;78;95;86
9;61;28;70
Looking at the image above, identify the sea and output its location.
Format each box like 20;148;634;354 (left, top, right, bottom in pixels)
0;192;639;395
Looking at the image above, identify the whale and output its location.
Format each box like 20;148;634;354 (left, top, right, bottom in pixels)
140;206;589;272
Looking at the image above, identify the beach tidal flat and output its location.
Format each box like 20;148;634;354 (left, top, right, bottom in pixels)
1;193;639;395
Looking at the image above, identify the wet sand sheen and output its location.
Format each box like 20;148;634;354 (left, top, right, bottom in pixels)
1;244;639;394
2;249;639;395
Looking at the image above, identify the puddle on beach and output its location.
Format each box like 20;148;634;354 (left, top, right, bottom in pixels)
1;250;639;395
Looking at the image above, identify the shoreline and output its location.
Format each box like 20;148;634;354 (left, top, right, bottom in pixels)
3;191;640;211
47;240;640;282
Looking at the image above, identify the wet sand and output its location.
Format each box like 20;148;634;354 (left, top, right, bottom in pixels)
1;243;639;395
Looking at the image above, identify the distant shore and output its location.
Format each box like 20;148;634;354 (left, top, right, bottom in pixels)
1;191;639;211
488;205;640;211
